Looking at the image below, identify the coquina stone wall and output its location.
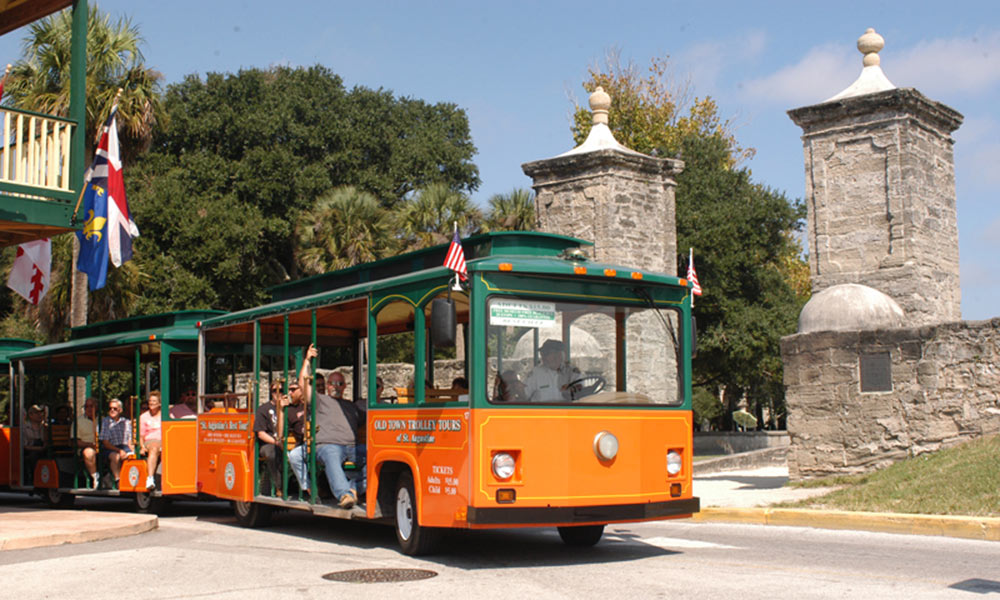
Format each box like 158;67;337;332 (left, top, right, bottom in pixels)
788;89;963;326
781;318;1000;478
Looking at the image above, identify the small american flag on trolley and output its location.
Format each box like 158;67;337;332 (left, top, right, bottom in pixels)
444;230;468;280
687;247;702;296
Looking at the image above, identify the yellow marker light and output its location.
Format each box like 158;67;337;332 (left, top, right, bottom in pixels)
670;483;682;497
499;262;513;272
631;271;643;280
148;335;156;341
604;269;617;277
496;489;516;503
574;266;587;275
678;278;688;287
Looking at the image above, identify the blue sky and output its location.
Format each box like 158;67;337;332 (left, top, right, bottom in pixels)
3;1;996;319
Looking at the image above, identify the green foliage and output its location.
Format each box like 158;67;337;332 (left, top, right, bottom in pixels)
676;133;807;428
394;182;482;250
5;4;164;161
483;188;536;232
129;65;481;312
785;435;1000;517
296;186;398;275
692;385;723;427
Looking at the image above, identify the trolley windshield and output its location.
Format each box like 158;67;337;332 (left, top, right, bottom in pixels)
485;296;683;406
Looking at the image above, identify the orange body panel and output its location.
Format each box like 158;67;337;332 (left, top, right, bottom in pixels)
119;458;148;492
367;408;470;527
0;427;9;485
33;459;58;488
470;408;694;524
196;413;253;502
162;420;198;494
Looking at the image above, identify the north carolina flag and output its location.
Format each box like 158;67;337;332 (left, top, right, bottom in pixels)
76;104;137;290
687;247;702;296
7;238;50;305
443;230;467;280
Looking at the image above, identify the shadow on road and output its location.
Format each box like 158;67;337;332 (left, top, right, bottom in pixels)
208;507;681;568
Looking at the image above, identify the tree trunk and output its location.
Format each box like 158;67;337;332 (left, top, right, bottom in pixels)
71;236;88;405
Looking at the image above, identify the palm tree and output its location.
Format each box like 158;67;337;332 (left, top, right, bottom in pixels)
296;186;398;275
483;188;536;231
395;183;482;250
3;5;163;339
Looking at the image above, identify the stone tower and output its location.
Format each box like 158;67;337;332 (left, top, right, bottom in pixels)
521;87;684;274
788;28;963;326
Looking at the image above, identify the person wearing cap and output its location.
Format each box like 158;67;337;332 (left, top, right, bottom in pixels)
523;339;581;402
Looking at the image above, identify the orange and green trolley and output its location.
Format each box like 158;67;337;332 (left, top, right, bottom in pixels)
5;311;221;510
196;231;698;554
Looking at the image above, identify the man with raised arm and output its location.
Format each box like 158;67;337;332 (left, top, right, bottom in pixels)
315;370;364;509
287;344;318;497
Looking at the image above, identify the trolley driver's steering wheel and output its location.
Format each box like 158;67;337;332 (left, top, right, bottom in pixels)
564;375;606;401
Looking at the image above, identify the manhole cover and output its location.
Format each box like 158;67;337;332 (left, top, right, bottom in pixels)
322;568;438;583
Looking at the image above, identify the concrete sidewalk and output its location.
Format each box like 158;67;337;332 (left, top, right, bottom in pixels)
0;505;157;551
693;465;1000;542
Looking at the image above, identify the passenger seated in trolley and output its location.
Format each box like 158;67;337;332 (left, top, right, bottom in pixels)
139;391;162;491
523;339;581;402
169;388;198;419
22;404;47;485
98;399;133;487
76;397;100;489
254;379;290;495
316;370;364;509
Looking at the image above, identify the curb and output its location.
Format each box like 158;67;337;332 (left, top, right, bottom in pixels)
692;507;1000;542
0;514;158;551
694;447;788;474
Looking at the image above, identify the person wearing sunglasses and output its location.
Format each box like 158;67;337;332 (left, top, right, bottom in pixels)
99;398;133;488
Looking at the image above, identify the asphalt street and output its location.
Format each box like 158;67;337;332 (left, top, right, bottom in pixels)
1;497;998;599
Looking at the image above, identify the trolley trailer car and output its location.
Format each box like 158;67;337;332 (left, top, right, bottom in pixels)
197;231;699;554
5;311;222;510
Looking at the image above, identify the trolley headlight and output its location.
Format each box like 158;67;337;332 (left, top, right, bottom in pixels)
491;452;516;480
593;431;619;461
666;450;682;476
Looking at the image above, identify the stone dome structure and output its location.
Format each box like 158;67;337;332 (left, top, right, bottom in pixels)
798;283;905;333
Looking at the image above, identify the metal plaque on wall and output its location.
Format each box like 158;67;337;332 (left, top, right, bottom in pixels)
859;352;892;393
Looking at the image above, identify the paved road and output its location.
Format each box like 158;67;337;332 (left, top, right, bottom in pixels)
1;497;997;599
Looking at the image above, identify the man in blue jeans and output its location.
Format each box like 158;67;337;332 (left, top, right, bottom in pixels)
315;370;364;509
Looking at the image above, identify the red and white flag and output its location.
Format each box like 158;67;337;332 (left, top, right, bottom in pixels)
687;247;702;296
7;238;51;305
444;229;467;280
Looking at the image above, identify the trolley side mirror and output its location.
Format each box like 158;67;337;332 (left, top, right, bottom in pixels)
690;316;698;359
430;298;456;348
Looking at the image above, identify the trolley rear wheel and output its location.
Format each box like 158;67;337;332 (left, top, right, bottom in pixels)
133;491;168;514
557;524;605;547
43;487;74;508
234;500;272;528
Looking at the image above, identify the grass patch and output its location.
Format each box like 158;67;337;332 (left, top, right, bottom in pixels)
782;434;1000;517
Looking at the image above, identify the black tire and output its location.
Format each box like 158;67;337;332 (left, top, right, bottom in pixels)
394;470;439;556
43;487;75;508
133;491;168;514
557;524;605;547
234;499;272;528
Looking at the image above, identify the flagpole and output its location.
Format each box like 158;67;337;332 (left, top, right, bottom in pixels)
689;247;695;309
72;88;123;223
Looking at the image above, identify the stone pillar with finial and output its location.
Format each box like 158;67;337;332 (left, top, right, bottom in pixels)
788;28;964;325
522;86;684;275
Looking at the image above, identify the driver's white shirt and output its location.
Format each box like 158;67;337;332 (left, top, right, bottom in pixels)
524;363;578;402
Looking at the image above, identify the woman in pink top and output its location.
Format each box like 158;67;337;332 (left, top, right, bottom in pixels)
139;391;162;491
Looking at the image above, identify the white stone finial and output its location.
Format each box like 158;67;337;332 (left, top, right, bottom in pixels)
825;27;895;102
590;86;611;126
858;28;884;67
